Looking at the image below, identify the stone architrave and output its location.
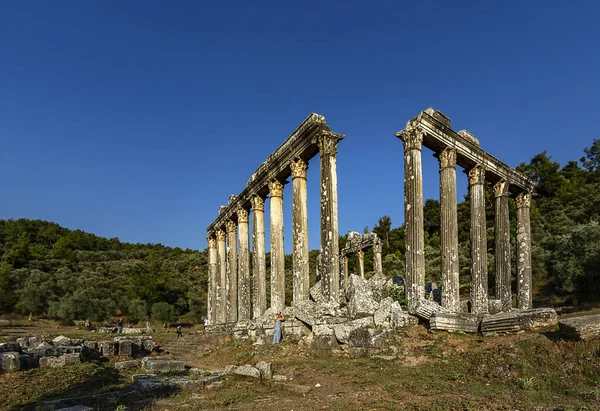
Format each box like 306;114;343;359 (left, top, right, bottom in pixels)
226;220;238;322
237;209;251;321
357;250;365;278
438;147;460;311
251;195;267;319
216;228;227;324
516;192;532;310
269;180;285;313
396;126;426;311
469;165;489;315
373;242;383;277
318;131;343;302
291;158;309;304
494;181;512;312
207;236;218;325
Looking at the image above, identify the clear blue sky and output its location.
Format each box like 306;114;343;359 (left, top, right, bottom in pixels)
1;1;598;251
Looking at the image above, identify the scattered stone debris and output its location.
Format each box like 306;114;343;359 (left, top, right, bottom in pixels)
559;314;600;341
480;308;558;336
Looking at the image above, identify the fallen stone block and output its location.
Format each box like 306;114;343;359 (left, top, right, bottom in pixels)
430;312;481;333
114;360;140;370
53;336;72;346
234;364;261;379
0;352;21;371
480;308;558;336
374;297;395;327
83;340;98;350
347;328;390;348
333;317;374;344
276;382;312;394
39;354;79;368
0;343;22;353
488;299;504;315
118;339;133;356
98;341;118;356
346;274;379;318
309;280;326;304
141;356;185;372
255;361;273;379
368;273;389;302
411;299;448;320
559;314;600;341
391;309;418;329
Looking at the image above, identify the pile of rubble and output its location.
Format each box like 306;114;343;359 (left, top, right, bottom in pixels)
0;335;157;371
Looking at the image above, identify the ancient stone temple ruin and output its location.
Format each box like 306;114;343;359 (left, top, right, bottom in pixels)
204;108;557;347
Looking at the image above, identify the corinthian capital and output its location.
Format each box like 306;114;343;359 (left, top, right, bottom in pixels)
207;236;217;249
373;242;382;254
516;192;531;209
226;220;236;234
439;147;457;169
236;208;249;224
468;165;485;186
317;130;343;157
290;158;308;179
357;250;365;260
396;123;424;151
268;179;284;198
493;180;509;198
216;229;226;242
250;194;264;211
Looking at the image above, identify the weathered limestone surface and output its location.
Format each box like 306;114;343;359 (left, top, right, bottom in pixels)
516;192;532;310
559;314;600;341
269;179;286;313
494;181;512;312
469;165;489;315
207;236;218;324
114;360;139;370
357;250;365;278
439;147;460;311
225;364;262;379
396;126;426;311
216;228;227;324
251;195;267;319
237;209;251;321
341;256;349;285
291;158;310;304
256;361;273;379
413;299;448;320
142;356;185;372
430;312;480;333
318;131;343;302
226;220;238;323
333;317;374;344
345;274;378;318
480;308;557;335
0;352;20;371
488;299;504;315
373;242;383;277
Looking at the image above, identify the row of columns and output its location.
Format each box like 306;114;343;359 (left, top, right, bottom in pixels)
400;128;532;314
207;132;342;325
340;242;383;281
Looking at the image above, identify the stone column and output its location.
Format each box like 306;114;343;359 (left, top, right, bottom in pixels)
373;242;383;277
237;209;251;321
291;158;309;304
318;131;343;301
207;235;218;325
357;250;365;278
269;179;285;313
216;228;227;324
397;127;425;311
226;220;238;323
468;165;488;315
341;256;349;284
251;195;267;319
439;147;460;311
516;192;532;310
494;181;512;312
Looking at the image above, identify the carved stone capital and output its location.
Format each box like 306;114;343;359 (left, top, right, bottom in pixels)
396;124;424;151
290;158;308;179
226;220;236;234
216;229;226;242
250;194;264;211
373;242;382;254
207;236;217;249
493;180;509;198
439;147;457;169
342;256;349;263
236;209;249;224
317;130;342;157
268;179;284;198
357;250;365;260
516;192;531;209
468;165;485;186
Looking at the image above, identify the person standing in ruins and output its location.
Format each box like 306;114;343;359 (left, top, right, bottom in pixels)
272;312;285;344
117;317;123;333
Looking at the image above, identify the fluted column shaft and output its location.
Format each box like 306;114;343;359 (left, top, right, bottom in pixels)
494;181;512;312
269;180;285;313
373;242;383;276
318;131;342;302
341;256;349;284
516;192;532;310
207;236;218;325
226;220;238;322
397;128;425;311
251;195;266;319
357;250;365;278
469;165;488;315
216;229;227;324
439;148;460;311
237;209;251;321
291;158;309;304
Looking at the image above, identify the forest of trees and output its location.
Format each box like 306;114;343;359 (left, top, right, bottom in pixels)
1;139;599;324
